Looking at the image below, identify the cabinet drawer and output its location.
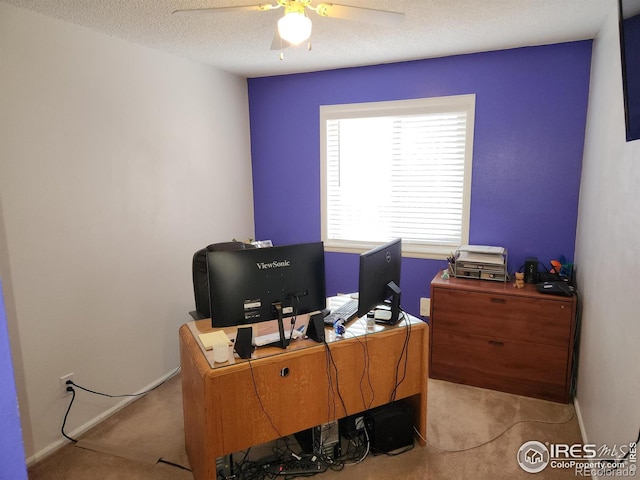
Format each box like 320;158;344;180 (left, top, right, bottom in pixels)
213;351;329;454
430;329;569;402
432;288;572;347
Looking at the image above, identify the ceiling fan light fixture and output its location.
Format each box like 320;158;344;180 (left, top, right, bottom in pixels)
278;11;312;45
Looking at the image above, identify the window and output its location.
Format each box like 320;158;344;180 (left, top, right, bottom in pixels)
320;94;475;259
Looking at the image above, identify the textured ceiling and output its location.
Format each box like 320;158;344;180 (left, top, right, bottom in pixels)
1;0;616;77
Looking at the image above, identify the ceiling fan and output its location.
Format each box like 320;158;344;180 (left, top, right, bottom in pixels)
172;1;404;50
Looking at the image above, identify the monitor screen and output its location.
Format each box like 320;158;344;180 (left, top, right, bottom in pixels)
357;238;402;322
207;242;326;328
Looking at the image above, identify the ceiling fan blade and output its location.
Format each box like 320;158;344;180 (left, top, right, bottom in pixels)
172;3;279;15
270;29;291;51
314;3;404;26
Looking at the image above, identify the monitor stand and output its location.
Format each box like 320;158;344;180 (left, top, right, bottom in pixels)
271;302;290;350
385;281;401;324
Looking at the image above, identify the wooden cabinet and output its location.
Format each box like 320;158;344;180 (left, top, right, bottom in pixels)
429;273;577;403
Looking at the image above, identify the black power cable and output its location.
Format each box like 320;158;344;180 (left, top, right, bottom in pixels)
61;386;78;443
322;340;348;417
157;458;191;471
344;329;375;410
389;308;411;403
66;366;180;399
61;367;180;440
247;357;284;440
60;367;190;472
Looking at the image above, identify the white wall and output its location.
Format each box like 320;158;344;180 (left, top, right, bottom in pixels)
0;3;255;461
575;6;640;448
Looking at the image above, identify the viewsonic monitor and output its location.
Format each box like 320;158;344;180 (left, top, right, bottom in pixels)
357;238;402;324
207;242;326;329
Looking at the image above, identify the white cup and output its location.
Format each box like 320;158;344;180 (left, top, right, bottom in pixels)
213;343;229;363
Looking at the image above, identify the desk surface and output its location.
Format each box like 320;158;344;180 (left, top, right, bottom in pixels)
186;308;421;370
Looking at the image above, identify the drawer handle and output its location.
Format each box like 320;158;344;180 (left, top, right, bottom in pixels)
490;298;506;304
488;340;504;347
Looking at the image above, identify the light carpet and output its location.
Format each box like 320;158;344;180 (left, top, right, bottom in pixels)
28;374;582;479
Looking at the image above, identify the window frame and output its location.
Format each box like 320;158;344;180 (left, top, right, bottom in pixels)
320;94;475;259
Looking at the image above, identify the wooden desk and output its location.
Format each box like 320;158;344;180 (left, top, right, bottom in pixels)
179;313;429;480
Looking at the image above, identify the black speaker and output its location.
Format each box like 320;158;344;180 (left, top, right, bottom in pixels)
524;257;539;284
234;327;254;359
306;312;325;343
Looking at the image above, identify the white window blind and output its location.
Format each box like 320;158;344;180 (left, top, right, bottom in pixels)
320;95;475;258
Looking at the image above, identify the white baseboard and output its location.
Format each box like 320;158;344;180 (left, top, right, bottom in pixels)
573;395;589;444
26;367;179;466
574;396;602;480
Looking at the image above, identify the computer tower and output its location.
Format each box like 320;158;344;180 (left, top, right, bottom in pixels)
339;412;366;439
364;402;414;454
294;421;340;459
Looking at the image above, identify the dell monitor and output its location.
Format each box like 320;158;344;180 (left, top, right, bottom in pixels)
207;242;326;344
357;238;402;324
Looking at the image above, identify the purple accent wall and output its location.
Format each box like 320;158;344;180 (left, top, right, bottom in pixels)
622;14;640;139
0;280;27;479
248;42;592;316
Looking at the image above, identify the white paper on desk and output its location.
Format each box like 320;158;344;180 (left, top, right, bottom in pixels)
198;330;231;350
458;245;505;255
457;251;505;265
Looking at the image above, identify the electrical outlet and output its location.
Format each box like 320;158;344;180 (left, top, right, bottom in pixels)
60;373;74;398
355;415;365;431
420;297;431;317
